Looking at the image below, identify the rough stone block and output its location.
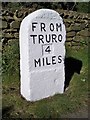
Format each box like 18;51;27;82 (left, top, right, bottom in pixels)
2;21;8;29
77;29;90;37
67;31;76;37
20;9;66;101
10;21;20;28
14;33;19;38
3;33;14;39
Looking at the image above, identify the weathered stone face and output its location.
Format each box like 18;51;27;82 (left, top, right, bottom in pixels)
10;21;20;28
1;21;8;29
19;9;66;101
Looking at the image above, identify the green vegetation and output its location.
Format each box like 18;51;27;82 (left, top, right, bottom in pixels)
2;40;19;78
76;2;90;13
2;2;90;13
2;39;88;118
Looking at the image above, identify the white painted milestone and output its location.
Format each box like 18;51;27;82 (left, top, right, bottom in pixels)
19;9;66;101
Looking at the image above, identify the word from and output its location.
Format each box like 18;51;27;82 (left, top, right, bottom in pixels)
32;22;62;32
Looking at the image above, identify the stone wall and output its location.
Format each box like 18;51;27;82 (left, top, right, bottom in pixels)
0;8;90;47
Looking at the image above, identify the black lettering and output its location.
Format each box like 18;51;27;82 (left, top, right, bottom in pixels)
46;57;51;65
41;23;46;32
52;56;56;65
52;34;57;43
38;35;44;44
30;35;37;44
58;34;62;42
45;46;51;53
46;34;51;43
42;58;45;66
32;22;38;31
58;55;62;63
34;58;41;67
50;23;54;31
56;23;62;31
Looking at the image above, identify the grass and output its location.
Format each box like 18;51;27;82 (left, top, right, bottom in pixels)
2;40;88;118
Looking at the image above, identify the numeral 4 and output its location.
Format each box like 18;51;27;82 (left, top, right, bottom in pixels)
45;46;51;53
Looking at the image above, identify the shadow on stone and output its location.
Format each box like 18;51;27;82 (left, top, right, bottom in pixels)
64;57;83;91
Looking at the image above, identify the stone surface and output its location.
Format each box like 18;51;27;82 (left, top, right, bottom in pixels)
73;36;82;41
4;16;14;22
77;29;90;37
66;37;73;42
3;33;14;38
66;27;72;32
65;22;70;28
10;21;20;28
71;41;82;46
0;16;2;20
17;11;23;18
2;21;8;29
80;23;86;30
73;36;88;45
65;42;72;47
64;19;74;24
75;19;85;23
0;41;2;52
20;9;66;101
70;24;81;31
69;13;74;19
8;39;18;43
67;31;76;37
14;33;19;38
3;29;17;33
0;30;2;39
64;23;86;33
88;27;90;31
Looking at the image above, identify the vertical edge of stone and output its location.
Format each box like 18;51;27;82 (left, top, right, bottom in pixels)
19;15;31;101
63;23;66;93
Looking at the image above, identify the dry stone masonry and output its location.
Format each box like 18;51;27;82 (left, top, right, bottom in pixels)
20;9;66;101
1;8;90;47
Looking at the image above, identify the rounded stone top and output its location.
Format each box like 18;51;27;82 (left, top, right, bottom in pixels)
29;9;62;20
21;9;63;24
20;9;64;31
